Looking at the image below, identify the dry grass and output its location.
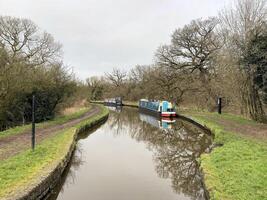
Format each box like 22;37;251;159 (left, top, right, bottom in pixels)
60;99;89;116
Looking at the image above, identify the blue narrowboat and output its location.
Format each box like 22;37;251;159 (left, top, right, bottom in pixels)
139;99;176;117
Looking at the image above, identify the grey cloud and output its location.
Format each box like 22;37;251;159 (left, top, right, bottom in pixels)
0;0;231;79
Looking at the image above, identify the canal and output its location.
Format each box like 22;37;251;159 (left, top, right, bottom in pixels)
48;107;213;200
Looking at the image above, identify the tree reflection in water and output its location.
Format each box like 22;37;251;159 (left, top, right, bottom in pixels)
108;107;213;200
48;107;212;200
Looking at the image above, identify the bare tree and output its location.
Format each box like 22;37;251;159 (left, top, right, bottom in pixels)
156;17;220;74
0;16;75;130
86;76;105;100
220;0;267;121
127;65;158;100
150;66;197;105
0;16;62;66
129;65;147;83
105;68;127;87
155;17;221;110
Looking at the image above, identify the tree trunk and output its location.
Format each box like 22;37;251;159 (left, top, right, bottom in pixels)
199;71;217;111
242;75;266;122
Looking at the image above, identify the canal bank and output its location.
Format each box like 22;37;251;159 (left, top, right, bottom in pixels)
86;102;266;200
47;107;213;200
90;100;139;108
0;104;109;200
183;111;267;200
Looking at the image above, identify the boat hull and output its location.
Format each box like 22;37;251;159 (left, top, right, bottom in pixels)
104;102;122;107
139;107;176;118
139;107;161;117
161;112;176;117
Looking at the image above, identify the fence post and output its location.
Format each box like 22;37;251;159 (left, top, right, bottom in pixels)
218;97;222;114
32;95;36;150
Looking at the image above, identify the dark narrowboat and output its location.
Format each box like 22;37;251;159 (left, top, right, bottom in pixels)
139;99;176;117
104;97;122;106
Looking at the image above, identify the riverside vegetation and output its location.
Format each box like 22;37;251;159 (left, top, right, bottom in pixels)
0;105;108;199
87;0;267;124
85;2;267;197
0;0;267;199
183;110;267;200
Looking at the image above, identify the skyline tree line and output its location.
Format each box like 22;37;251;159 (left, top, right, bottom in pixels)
87;0;267;122
0;0;266;130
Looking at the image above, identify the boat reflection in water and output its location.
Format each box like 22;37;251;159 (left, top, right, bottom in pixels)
48;107;213;200
139;113;175;129
105;105;122;113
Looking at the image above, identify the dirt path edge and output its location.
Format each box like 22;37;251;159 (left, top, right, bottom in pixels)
9;108;109;200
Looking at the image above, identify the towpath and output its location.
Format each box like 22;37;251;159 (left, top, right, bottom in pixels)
184;111;267;141
0;105;100;161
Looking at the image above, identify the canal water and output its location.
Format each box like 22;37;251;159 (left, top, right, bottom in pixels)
48;107;213;200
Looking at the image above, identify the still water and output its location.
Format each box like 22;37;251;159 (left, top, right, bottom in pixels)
48;107;213;200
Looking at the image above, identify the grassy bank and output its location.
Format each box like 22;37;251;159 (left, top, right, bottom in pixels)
0;107;91;139
90;100;139;108
122;101;139;107
90;100;104;104
184;111;267;200
0;105;108;199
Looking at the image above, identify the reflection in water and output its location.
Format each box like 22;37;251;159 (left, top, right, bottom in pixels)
106;105;122;112
48;107;213;200
139;113;175;129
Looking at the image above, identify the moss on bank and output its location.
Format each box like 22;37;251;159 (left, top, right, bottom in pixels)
0;105;108;199
185;112;267;200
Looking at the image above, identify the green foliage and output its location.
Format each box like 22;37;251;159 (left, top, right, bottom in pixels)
0;16;78;130
245;31;267;104
188;112;267;200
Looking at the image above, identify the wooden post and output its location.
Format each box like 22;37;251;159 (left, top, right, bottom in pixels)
32;95;36;150
218;97;222;114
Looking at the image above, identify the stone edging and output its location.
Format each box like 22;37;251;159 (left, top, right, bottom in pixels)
14;112;109;200
176;114;213;200
176;114;212;135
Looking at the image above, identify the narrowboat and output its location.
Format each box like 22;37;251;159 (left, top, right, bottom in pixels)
104;97;122;106
139;99;176;117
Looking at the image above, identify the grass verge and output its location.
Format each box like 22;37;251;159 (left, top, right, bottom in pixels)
0;105;108;199
186;112;267;200
123;101;139;107
0;106;91;139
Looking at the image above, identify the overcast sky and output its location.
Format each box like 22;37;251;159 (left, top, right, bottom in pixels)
0;0;231;80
